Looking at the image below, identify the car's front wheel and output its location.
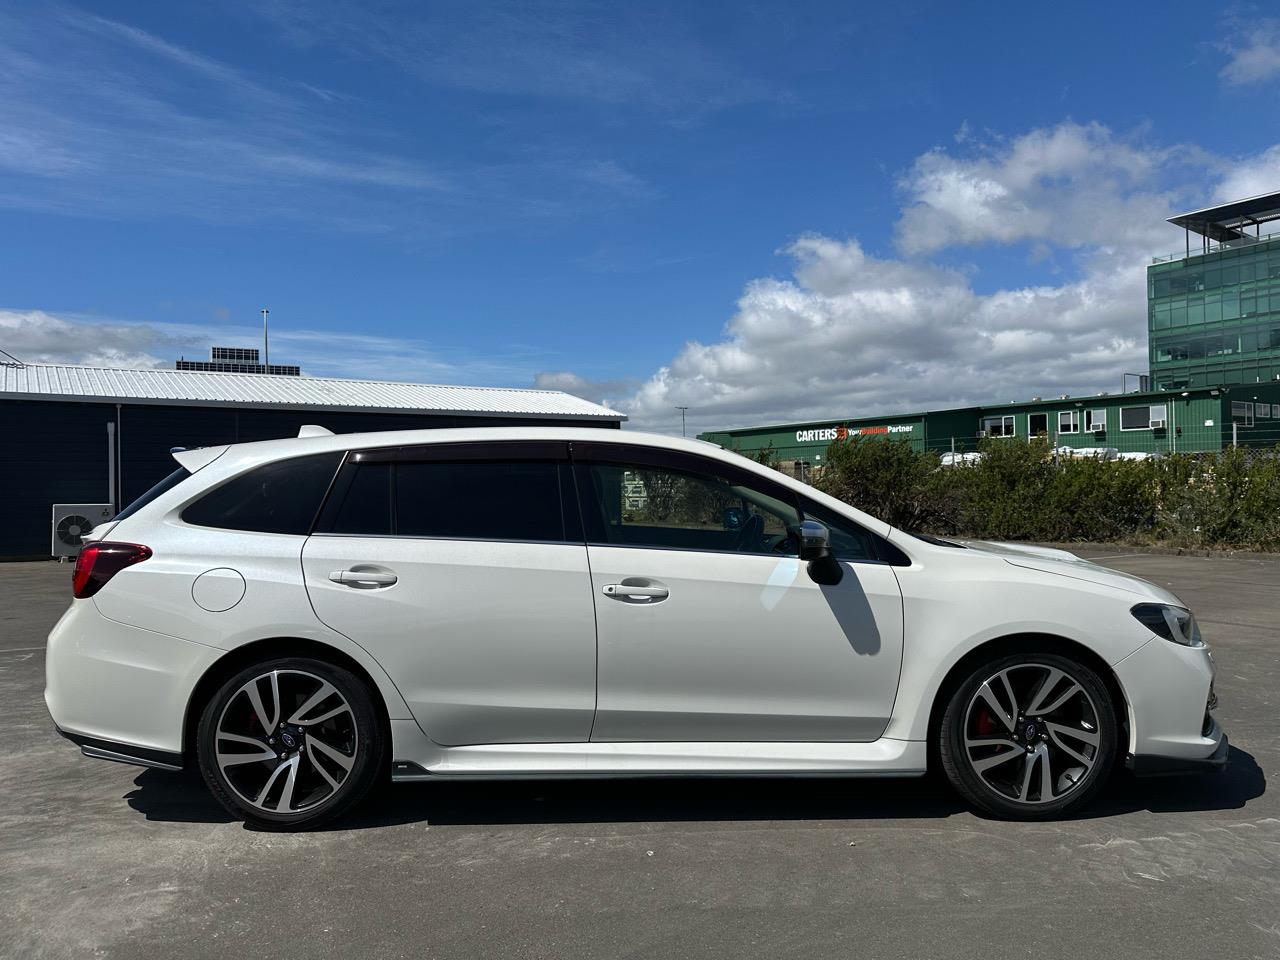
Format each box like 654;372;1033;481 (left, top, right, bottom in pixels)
939;652;1118;819
197;657;384;830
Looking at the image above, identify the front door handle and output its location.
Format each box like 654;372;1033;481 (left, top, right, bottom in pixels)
602;582;669;601
328;569;398;588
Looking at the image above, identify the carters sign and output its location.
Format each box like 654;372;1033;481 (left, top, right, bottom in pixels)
795;424;914;443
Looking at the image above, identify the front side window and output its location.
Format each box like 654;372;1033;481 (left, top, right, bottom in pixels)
182;452;342;535
576;454;800;556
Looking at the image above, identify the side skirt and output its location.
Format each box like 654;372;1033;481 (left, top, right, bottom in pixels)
389;730;927;782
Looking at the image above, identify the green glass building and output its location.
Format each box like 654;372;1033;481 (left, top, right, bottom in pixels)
1149;192;1280;390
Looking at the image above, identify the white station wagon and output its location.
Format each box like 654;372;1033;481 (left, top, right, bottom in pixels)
47;427;1226;828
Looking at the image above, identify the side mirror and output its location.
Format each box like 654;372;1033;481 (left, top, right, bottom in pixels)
791;519;831;561
789;520;843;585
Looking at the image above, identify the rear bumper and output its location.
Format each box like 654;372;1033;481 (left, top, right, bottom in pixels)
55;726;184;771
1127;729;1229;776
45;599;221;756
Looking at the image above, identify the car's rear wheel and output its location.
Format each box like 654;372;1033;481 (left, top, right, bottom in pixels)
939;652;1117;819
197;657;384;830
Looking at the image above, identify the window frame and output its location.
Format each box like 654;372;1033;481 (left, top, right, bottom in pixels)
980;415;1015;438
1231;401;1255;427
1119;405;1168;432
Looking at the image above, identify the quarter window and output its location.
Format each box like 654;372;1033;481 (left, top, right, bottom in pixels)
182;452;343;535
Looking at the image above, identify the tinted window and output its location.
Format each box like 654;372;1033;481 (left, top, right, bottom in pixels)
577;459;800;555
323;461;392;536
395;460;567;541
182;453;342;535
114;466;191;522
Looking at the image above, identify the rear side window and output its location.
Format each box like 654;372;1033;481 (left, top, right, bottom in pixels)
182;452;342;535
315;444;577;543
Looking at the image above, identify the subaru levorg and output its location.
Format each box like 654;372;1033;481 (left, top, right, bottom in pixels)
46;426;1226;829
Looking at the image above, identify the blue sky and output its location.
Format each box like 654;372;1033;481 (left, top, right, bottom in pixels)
2;1;1280;432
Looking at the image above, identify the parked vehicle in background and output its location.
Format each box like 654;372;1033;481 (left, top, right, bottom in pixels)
46;427;1226;828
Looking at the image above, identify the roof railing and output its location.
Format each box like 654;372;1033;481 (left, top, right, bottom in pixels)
1153;228;1280;264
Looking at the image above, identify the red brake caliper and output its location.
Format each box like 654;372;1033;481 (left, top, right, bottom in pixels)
975;708;996;736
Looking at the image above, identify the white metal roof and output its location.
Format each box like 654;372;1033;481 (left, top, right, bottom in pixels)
0;362;624;421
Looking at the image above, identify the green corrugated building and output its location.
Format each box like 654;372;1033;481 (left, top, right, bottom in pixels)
700;191;1280;467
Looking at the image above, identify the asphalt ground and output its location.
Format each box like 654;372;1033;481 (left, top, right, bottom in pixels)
1;550;1276;959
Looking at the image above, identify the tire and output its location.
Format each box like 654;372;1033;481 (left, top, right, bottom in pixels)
939;651;1117;820
197;656;385;830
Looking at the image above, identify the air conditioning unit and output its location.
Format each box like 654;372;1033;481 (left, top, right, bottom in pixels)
1149;419;1167;430
51;503;115;559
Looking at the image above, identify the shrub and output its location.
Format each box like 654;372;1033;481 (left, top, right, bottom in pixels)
805;435;1280;551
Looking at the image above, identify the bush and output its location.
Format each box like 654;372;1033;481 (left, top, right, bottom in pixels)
810;435;1280;551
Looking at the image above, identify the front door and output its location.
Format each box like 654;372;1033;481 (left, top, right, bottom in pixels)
573;443;905;743
302;441;597;746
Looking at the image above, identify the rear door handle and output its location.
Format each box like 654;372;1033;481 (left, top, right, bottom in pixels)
329;569;398;588
602;582;669;601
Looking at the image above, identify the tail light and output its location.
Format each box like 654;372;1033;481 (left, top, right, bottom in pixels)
72;542;152;598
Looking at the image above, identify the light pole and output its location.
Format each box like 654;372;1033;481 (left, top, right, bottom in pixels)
675;406;689;437
261;308;270;370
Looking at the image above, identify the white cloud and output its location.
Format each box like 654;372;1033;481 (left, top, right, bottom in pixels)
1219;19;1280;86
895;123;1180;256
583;122;1268;435
0;309;559;389
1214;144;1280;203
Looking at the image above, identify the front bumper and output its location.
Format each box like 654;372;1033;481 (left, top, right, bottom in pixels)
1113;634;1224;765
1127;726;1229;776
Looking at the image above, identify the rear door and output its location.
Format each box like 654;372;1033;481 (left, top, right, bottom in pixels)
575;443;905;743
301;441;597;746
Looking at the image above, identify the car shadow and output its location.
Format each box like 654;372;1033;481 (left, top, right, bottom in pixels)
124;745;1265;831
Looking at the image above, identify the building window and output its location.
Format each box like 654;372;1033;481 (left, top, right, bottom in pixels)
1058;411;1079;434
1258;403;1272;419
1231;401;1255;427
980;415;1015;438
1120;405;1168;431
1028;413;1048;436
1085;409;1107;432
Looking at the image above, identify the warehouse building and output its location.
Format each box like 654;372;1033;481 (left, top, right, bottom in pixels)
701;189;1280;471
0;357;623;559
700;383;1280;477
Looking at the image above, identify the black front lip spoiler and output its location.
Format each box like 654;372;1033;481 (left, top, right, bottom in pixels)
1127;733;1229;777
56;727;184;772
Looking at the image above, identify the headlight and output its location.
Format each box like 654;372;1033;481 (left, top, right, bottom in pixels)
1131;603;1203;647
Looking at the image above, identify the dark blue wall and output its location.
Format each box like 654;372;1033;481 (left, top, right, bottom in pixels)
0;399;618;558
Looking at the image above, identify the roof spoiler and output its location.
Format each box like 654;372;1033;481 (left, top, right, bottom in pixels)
171;445;229;472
